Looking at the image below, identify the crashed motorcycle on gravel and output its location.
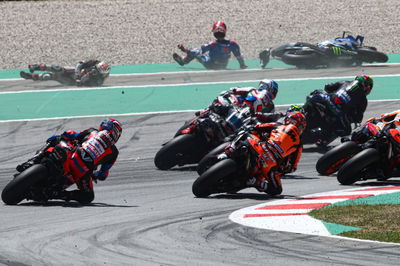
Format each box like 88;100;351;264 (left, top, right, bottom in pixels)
264;32;388;68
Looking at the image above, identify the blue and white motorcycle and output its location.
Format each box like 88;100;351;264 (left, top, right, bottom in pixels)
260;32;388;68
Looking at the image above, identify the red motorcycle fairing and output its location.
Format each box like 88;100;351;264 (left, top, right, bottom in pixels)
366;122;381;136
389;128;400;144
44;140;78;184
180;117;198;134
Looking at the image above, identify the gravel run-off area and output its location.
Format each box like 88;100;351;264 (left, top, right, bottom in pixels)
0;0;399;69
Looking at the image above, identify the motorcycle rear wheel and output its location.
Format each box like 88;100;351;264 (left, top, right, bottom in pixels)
192;159;237;197
1;164;48;205
337;148;380;185
316;141;361;175
154;134;205;170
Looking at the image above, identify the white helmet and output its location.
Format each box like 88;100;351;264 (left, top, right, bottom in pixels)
96;61;110;77
258;79;279;100
242;89;273;113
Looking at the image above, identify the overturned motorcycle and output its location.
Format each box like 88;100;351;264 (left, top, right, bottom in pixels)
260;32;388;69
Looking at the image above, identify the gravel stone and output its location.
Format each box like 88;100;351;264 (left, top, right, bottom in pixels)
0;0;399;69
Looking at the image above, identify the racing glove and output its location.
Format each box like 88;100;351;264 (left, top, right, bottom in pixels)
46;135;62;146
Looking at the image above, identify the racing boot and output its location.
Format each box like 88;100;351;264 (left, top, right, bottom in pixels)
246;175;269;191
259;49;271;69
20;71;40;80
50;190;72;202
174;53;195;65
177;44;188;53
173;53;185;66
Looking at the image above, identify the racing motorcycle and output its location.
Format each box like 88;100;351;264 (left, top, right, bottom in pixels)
315;122;381;175
299;89;359;147
154;105;253;170
336;124;400;185
268;32;388;68
316;111;400;175
1;139;76;205
192;127;291;197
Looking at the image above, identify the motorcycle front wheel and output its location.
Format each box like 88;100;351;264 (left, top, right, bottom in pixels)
192;159;237;198
316;141;362;175
1;164;48;205
154;134;205;170
196;142;230;175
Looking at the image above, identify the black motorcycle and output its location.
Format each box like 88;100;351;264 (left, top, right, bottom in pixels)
2;140;75;205
266;32;388;68
300;88;361;147
154;106;253;170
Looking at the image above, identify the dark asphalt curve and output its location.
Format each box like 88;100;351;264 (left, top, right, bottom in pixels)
1;74;400;265
1;64;400;92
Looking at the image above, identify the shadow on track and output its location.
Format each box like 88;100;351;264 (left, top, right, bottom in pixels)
281;174;319;180
208;192;317;201
302;146;330;154
167;165;198;171
209;192;280;201
17;201;139;208
338;179;400;187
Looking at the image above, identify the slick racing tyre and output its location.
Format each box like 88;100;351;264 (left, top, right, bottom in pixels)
316;141;362;175
196;142;230;175
192;159;237;198
337;148;380;185
357;48;388;63
154;134;204;170
1;164;48;205
281;51;323;68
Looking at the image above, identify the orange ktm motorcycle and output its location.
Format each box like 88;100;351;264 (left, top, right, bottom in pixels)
316;111;400;176
192;127;291;197
336;124;400;185
316;121;381;175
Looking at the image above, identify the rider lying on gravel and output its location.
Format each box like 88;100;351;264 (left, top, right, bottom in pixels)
173;21;248;70
20;60;110;86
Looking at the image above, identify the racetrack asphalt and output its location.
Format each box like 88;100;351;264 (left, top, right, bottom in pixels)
1;66;400;265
